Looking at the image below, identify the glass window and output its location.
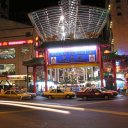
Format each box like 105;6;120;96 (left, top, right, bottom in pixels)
117;12;122;16
51;89;56;93
11;91;16;94
0;48;15;59
5;91;10;94
93;89;100;93
57;89;63;93
0;64;15;75
116;6;121;9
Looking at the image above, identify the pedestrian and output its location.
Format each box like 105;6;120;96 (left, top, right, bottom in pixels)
0;88;4;94
125;87;128;96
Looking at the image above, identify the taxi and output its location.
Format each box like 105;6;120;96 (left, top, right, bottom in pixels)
0;90;31;100
42;89;75;99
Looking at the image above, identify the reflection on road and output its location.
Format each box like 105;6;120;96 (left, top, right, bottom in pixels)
0;100;70;114
0;99;128;116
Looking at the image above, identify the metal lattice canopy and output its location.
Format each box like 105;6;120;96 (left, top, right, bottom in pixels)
28;0;109;42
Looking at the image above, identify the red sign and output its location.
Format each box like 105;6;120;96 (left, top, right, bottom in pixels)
0;40;33;46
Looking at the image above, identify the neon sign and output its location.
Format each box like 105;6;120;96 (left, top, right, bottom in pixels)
48;46;96;53
0;40;33;46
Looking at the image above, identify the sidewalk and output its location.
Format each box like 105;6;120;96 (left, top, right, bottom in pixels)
33;96;44;100
117;94;124;97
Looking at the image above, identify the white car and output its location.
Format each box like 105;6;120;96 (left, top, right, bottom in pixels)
20;90;37;99
24;92;36;99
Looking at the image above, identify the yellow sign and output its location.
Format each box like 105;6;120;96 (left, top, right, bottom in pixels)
48;62;99;69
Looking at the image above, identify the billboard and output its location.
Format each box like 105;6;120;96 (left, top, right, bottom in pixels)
48;46;97;64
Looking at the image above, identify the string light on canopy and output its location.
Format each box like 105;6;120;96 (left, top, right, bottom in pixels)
28;0;109;42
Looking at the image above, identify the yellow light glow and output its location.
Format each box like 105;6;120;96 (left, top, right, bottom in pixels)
48;63;99;69
27;40;33;44
116;66;120;72
108;4;111;10
3;42;8;46
110;21;112;28
35;36;39;41
104;50;110;54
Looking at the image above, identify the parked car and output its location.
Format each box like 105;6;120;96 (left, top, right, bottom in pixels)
42;89;75;99
76;88;113;100
26;92;36;99
20;90;37;99
97;87;118;96
0;90;31;100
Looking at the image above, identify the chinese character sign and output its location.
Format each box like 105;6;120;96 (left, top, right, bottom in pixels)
48;46;97;64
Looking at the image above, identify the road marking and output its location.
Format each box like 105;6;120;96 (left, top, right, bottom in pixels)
83;108;128;116
39;102;72;106
1;98;128;116
73;100;111;106
73;98;125;107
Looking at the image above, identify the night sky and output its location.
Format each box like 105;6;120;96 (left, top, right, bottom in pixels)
9;0;106;24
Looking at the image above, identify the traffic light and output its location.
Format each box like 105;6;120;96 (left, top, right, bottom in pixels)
24;76;27;82
23;76;31;82
28;77;31;82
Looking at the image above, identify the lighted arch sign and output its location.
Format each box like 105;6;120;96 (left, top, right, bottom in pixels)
48;45;97;64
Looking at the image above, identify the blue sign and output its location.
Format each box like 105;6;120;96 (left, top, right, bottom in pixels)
48;47;97;64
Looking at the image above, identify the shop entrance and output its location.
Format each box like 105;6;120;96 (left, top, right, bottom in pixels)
48;66;100;86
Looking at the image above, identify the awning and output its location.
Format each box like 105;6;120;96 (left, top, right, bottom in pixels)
22;57;44;67
36;38;104;50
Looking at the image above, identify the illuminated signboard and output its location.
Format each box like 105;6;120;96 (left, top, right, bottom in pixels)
0;40;33;46
7;75;30;80
48;46;97;64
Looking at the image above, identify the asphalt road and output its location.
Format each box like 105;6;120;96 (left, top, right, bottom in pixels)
0;95;128;128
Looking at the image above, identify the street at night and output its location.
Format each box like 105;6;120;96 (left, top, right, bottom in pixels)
0;0;128;128
0;96;128;128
